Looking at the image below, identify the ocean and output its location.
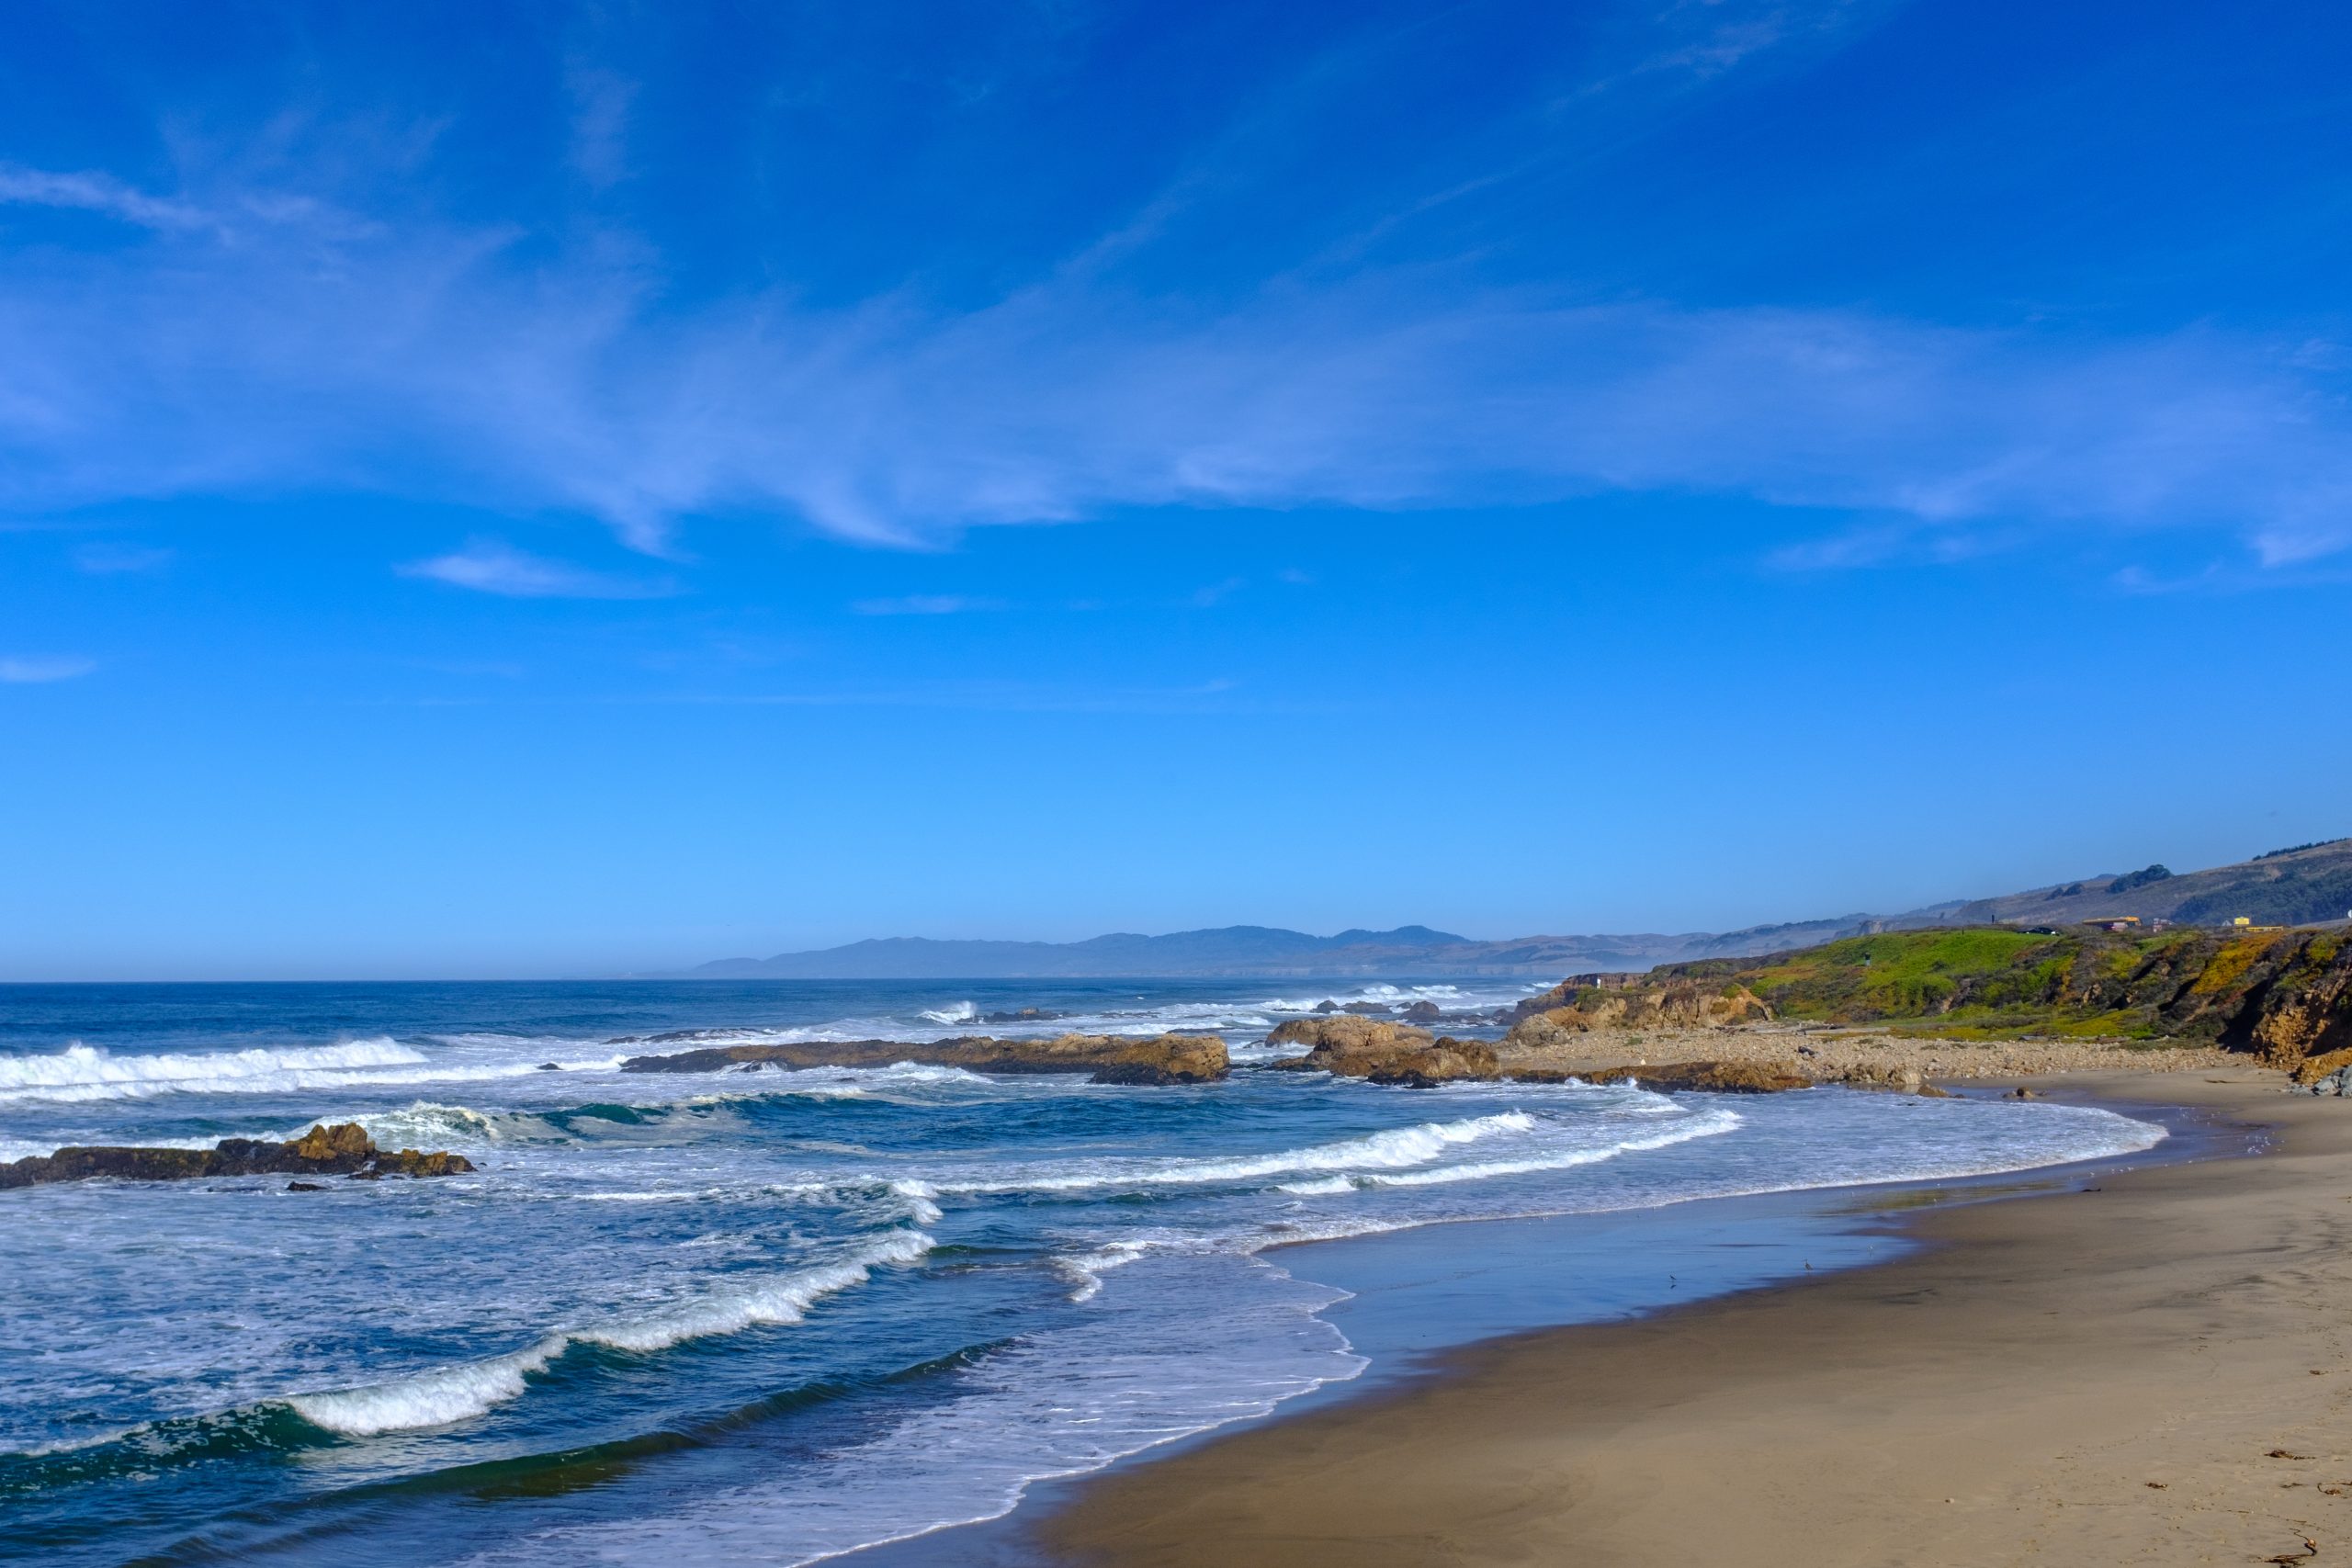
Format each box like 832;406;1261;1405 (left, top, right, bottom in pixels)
0;978;2166;1565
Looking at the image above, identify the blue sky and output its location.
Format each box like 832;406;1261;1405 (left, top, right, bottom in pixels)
4;0;2349;979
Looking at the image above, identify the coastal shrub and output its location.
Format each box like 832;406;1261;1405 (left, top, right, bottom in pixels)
2189;936;2273;998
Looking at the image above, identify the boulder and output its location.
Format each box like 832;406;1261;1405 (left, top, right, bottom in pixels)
2289;1044;2352;1087
619;1032;1227;1085
1399;1000;1444;1023
0;1123;476;1190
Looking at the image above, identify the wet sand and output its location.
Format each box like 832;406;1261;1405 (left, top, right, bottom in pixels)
1038;1066;2352;1566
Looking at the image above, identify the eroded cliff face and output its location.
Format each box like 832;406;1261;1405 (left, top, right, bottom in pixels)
619;1032;1229;1085
0;1122;475;1189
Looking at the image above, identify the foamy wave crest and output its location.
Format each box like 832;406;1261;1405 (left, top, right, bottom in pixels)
944;1111;1541;1195
0;1038;639;1105
919;1001;978;1025
0;1040;430;1103
287;1231;933;1436
1278;1107;1744;1193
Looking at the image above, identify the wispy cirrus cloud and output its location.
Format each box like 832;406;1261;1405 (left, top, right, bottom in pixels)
0;654;96;682
1;1;2347;571
72;541;175;574
6;187;2351;569
397;540;673;598
850;595;1006;615
0;162;207;231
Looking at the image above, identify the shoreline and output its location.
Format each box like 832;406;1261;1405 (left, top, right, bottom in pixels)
1019;1063;2346;1566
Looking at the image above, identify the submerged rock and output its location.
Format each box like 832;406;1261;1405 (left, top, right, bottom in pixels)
618;1032;1228;1085
0;1123;476;1190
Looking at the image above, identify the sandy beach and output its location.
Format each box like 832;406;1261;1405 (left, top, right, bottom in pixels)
1039;1065;2352;1567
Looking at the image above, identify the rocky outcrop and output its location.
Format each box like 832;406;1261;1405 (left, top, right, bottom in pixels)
619;1032;1228;1085
1577;1060;1814;1094
1266;1016;1432;1053
1503;982;1774;1048
0;1122;475;1190
1267;1022;1499;1088
1266;1014;1816;1094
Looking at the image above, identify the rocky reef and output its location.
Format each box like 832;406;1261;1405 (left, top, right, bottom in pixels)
0;1122;475;1190
618;1032;1229;1086
1262;1015;1815;1093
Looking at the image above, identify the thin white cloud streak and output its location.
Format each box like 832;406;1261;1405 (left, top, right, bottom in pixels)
0;655;96;682
397;540;672;598
851;595;1004;615
1;169;2349;565
0;163;208;230
73;541;174;574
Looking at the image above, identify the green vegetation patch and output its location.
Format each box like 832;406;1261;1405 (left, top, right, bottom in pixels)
1732;929;2058;1021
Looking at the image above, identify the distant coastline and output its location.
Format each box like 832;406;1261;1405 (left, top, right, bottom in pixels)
681;838;2352;979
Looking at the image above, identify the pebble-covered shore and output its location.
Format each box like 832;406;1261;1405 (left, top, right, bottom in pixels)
1495;1024;2242;1083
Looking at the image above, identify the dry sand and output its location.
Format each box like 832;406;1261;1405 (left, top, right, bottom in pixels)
1039;1065;2352;1566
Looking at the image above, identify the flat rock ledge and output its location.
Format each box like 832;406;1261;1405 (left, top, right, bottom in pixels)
1264;1017;1871;1093
0;1122;476;1190
618;1032;1229;1086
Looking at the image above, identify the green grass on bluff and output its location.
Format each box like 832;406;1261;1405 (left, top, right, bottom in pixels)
1739;929;2055;1019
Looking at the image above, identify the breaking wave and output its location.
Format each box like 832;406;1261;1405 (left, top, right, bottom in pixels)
0;1041;625;1104
934;1107;1724;1195
286;1230;933;1436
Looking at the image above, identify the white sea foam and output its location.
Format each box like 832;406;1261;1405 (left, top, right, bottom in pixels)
1281;1107;1745;1191
0;1040;628;1104
0;1040;421;1098
919;1001;979;1024
287;1230;933;1436
940;1111;1544;1195
887;1178;945;1224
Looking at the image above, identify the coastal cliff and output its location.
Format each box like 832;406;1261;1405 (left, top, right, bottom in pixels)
618;1032;1229;1085
0;1122;475;1189
1261;926;2352;1092
1621;925;2352;1065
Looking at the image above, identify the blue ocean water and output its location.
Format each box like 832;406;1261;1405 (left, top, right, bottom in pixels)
0;979;2165;1566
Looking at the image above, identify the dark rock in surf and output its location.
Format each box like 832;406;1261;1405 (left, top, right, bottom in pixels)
0;1123;476;1190
617;1032;1228;1085
1400;1000;1444;1023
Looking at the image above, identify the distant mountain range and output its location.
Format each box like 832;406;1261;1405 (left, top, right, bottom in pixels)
685;838;2352;980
